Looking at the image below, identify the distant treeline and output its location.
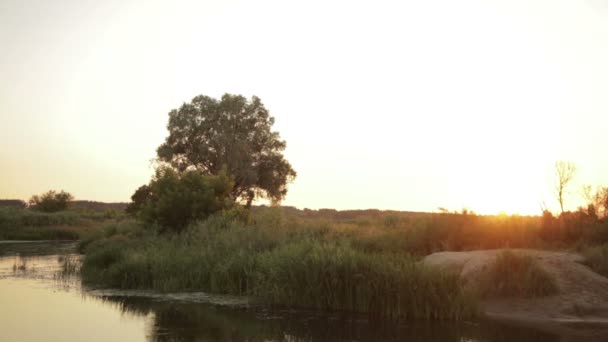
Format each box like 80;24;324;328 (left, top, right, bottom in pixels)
0;199;128;212
255;205;473;223
70;201;128;212
0;200;26;208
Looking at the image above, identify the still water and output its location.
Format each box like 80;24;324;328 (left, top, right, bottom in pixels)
0;241;582;341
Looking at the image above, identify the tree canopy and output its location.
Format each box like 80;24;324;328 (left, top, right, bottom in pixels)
137;167;234;232
156;94;296;207
29;190;73;212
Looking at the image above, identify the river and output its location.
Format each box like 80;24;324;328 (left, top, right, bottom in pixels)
0;241;572;341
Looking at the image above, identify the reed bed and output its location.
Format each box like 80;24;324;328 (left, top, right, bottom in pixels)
0;207;116;240
80;207;608;320
81;214;477;320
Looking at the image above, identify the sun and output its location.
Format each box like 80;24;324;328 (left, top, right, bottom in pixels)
449;162;547;216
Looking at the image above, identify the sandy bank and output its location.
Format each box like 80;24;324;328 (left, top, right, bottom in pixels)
423;249;608;339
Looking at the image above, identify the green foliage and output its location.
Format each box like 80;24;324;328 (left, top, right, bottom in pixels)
253;240;476;320
156;93;296;207
479;251;558;298
28;190;74;212
137;167;234;232
125;184;150;215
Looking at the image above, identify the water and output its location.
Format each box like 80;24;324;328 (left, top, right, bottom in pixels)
0;241;592;341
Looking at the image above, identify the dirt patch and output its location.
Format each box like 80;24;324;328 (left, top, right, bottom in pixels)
422;249;608;339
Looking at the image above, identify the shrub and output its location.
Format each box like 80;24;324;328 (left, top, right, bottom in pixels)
125;185;151;215
135;167;234;232
29;190;73;212
479;251;558;298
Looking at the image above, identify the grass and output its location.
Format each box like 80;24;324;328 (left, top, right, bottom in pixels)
0;207;120;240
479;250;559;298
78;207;608;320
252;241;476;320
80;214;477;320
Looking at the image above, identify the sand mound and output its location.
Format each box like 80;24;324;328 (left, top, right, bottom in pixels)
423;249;608;338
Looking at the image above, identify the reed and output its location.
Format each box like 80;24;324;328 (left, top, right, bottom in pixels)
0;207;118;240
80;214;478;320
478;250;558;298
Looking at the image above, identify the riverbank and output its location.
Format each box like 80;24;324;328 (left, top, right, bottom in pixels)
0;239;557;342
423;249;608;338
5;239;608;340
79;215;478;320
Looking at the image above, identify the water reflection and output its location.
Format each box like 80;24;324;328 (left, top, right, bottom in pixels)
0;240;77;256
98;295;559;342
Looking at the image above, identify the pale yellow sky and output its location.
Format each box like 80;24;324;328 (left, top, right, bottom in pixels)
2;0;608;214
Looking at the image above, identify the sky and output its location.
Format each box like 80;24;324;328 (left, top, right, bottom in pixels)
1;0;608;215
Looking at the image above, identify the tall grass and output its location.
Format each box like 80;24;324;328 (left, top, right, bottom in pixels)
81;207;608;319
479;251;558;298
0;207;118;240
253;240;476;320
81;215;477;320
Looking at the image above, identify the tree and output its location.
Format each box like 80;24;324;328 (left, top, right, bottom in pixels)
156;94;296;208
29;190;74;212
136;167;234;232
555;161;576;215
582;185;608;219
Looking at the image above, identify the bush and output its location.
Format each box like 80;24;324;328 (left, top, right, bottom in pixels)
29;190;73;212
134;167;234;232
479;251;558;298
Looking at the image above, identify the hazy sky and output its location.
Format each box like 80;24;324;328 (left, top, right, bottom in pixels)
2;0;608;214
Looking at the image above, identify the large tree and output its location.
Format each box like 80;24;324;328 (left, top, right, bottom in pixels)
157;94;296;207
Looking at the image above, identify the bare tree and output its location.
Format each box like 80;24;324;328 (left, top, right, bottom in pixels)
555;161;576;215
582;184;608;219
